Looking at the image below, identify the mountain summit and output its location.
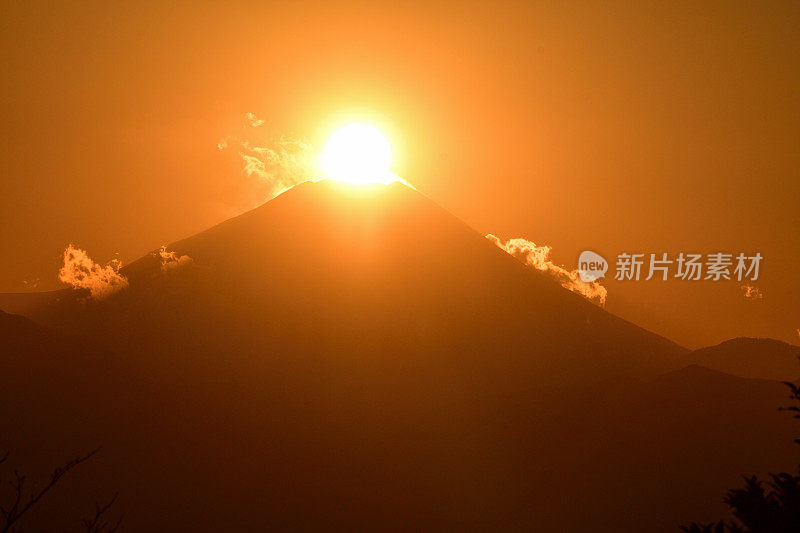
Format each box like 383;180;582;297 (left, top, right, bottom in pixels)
13;179;685;385
3;180;794;531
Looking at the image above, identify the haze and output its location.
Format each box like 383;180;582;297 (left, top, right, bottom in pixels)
1;2;798;347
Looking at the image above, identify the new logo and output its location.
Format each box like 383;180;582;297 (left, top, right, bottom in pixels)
578;250;608;282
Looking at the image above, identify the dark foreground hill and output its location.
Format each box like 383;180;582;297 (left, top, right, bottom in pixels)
1;181;796;531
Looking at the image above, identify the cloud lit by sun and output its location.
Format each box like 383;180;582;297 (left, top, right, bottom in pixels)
219;115;406;204
320;123;399;185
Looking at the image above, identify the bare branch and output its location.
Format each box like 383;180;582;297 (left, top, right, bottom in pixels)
82;492;122;533
1;447;101;533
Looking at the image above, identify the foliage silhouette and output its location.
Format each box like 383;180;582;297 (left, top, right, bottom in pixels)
680;362;800;532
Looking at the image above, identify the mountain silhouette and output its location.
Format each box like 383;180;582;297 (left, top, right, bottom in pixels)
675;337;800;381
5;180;685;384
1;180;796;531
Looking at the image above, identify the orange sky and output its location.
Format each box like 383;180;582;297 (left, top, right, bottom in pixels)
1;1;798;347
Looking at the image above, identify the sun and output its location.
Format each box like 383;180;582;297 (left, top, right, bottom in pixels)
320;123;397;185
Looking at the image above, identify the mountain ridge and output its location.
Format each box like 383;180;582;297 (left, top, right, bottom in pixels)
675;337;800;381
0;180;797;531
2;180;687;378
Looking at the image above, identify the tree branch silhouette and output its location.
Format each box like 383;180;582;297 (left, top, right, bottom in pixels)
0;447;102;533
82;492;122;533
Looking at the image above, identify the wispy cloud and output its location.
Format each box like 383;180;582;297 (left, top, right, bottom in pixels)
741;284;763;300
218;113;317;200
156;246;192;271
236;137;316;196
486;234;608;306
244;112;264;128
58;244;128;300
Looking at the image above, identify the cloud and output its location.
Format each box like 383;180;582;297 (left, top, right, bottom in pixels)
156;246;192;271
58;244;128;300
219;124;316;199
244;112;265;128
740;284;763;299
486;234;608;306
238;138;316;196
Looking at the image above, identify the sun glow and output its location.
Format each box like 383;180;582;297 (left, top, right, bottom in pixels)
320;123;397;185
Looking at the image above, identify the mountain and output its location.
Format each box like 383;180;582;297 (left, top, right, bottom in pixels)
1;180;796;531
5;180;685;384
675;337;800;381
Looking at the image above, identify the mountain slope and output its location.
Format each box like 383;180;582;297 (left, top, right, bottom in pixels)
6;180;685;386
5;180;795;531
675;337;800;381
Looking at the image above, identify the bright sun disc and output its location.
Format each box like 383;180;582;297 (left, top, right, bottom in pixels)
320;123;395;184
